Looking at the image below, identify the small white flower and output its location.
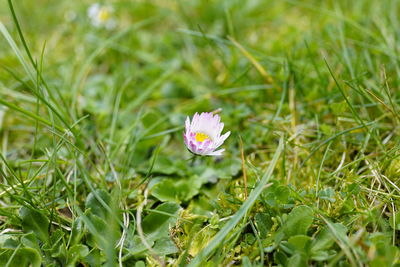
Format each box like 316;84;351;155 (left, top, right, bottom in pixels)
183;112;230;156
87;3;116;29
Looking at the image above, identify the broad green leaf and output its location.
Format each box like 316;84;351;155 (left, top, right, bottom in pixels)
213;157;242;179
42;229;66;259
151;177;201;203
142;202;181;240
311;250;336;261
370;243;399;267
19;207;49;243
135;261;146;267
85;212;111;251
67;244;89;266
276;205;314;241
85;190;112;220
242;256;253;267
153;237;179;255
288;235;312;252
275;185;290;202
0;247;41;267
149;156;186;176
311;226;337;252
21;233;40;252
286;253;307;267
254;213;273;238
2;237;19;249
127;235;154;255
262;183;291;207
84;249;105;266
274;250;288;266
70;217;85;246
368;232;391;245
326;222;348;242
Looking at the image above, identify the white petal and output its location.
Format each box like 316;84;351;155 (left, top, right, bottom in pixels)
191;112;200;130
193;112;211;134
206;149;225;156
215;122;224;137
215;131;230;148
185;116;191;132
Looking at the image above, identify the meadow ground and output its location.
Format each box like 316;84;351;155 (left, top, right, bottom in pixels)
0;0;399;266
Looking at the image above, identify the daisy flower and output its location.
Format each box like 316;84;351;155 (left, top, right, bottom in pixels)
87;3;117;29
184;112;230;156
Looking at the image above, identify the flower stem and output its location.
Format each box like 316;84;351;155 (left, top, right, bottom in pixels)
186;155;197;167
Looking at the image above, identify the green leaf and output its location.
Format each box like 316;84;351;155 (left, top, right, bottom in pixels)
21;233;40;252
0;247;41;267
288;235;312;252
3;238;19;249
127;235;155;255
135;261;146;267
326;222;348;242
67;244;89;266
276;205;314;241
370;243;399;267
274;250;288;266
262;183;291;207
286;253;307;267
150;156;186;176
85;189;111;220
70;217;85;246
142;202;181;240
242;256;253;267
151;177;201;203
85;213;109;246
310;250;336;261
128;203;180;256
153;237;179;255
254;213;273;237
275;185;290;202
311;226;337;252
42;229;66;259
19;207;49;243
84;249;105;266
368;232;391;245
213;157;242;179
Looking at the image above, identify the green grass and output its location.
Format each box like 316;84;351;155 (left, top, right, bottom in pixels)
0;0;400;266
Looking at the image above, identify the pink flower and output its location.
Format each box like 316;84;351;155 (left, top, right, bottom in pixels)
183;112;230;156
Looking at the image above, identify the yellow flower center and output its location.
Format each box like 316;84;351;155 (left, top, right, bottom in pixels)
195;132;210;142
98;9;111;22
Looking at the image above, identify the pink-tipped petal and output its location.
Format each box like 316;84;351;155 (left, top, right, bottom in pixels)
189;141;197;153
185;116;191;132
201;139;212;151
183;134;188;145
192;112;199;128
